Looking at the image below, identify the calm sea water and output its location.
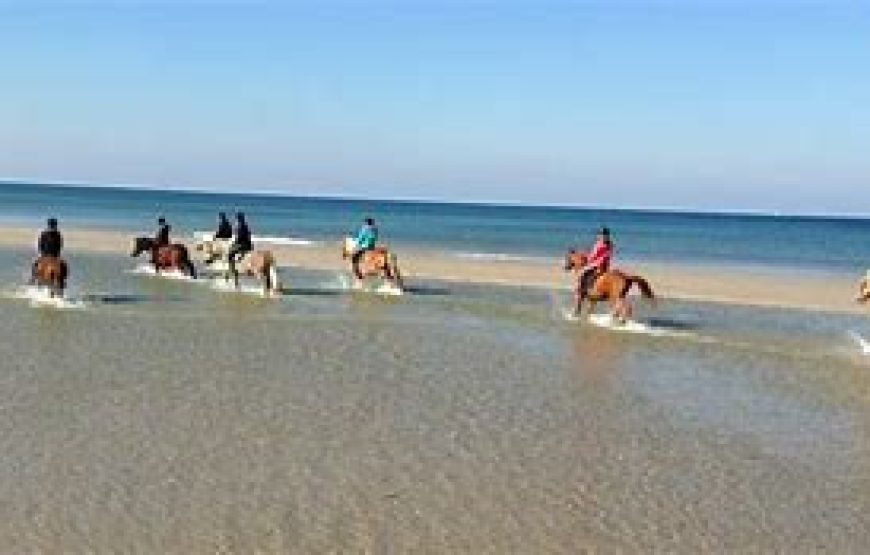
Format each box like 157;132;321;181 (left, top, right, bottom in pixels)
2;182;868;273
0;247;868;550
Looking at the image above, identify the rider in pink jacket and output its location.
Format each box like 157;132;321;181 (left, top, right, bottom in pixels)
580;227;613;298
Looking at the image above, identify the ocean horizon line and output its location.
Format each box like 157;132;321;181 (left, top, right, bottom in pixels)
2;177;869;222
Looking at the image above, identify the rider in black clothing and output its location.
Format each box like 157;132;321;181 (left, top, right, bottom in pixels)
152;217;171;268
205;212;234;264
227;212;253;273
31;218;63;283
214;212;233;240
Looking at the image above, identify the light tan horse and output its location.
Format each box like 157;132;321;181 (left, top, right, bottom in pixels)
33;256;68;297
195;236;233;271
228;250;281;295
564;249;655;322
858;272;870;303
341;237;404;290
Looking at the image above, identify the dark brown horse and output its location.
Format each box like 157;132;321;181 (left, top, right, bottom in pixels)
342;237;404;290
33;256;68;297
564;250;655;321
130;237;197;278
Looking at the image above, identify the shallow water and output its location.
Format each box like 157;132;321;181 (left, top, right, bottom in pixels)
0;248;868;551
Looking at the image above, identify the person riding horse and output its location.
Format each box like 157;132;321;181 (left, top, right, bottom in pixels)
227;212;253;275
204;212;234;264
152;217;171;270
579;227;614;301
858;271;870;303
30;217;68;296
352;218;378;280
31;217;63;284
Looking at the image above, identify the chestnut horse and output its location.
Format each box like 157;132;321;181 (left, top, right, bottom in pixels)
341;237;404;290
858;272;870;303
33;256;68;297
563;249;655;322
130;237;197;278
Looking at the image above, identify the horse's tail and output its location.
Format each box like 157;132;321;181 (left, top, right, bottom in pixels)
390;252;404;290
268;260;281;293
628;275;655;304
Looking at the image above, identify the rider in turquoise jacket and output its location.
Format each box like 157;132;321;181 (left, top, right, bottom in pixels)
352;218;378;278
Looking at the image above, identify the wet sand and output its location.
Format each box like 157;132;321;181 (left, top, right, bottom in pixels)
1;224;864;315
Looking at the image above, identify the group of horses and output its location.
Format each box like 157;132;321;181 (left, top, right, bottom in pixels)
30;233;870;322
31;234;407;299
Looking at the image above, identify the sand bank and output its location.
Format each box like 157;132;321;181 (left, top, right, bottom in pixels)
0;225;865;315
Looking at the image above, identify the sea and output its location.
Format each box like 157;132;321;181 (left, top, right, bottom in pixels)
1;181;869;273
0;181;868;551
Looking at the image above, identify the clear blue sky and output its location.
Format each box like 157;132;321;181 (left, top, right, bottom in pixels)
0;1;867;213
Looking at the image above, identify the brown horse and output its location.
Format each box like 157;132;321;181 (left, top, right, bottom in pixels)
226;250;281;296
33;256;68;297
131;237;197;278
858;273;870;303
563;250;655;322
342;237;404;290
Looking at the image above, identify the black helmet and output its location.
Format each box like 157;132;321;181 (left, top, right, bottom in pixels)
158;217;166;225
365;217;375;226
599;226;610;237
219;211;227;219
47;217;58;228
237;212;246;221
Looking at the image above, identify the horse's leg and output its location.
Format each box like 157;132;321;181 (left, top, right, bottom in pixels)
262;265;271;296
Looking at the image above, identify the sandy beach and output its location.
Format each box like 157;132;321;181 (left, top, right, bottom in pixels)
1;224;864;315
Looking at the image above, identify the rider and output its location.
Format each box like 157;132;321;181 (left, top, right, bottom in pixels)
227;211;253;271
31;217;63;283
152;216;171;268
214;212;233;240
579;226;613;299
206;212;234;264
352;217;378;279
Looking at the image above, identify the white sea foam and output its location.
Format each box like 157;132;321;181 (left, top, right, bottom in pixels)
210;278;275;297
848;330;870;355
127;264;196;282
561;308;692;338
7;285;88;310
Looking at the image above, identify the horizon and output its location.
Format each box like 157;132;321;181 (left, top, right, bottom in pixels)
1;2;868;213
4;179;870;221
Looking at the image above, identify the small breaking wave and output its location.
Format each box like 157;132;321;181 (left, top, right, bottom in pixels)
453;251;548;264
192;231;316;247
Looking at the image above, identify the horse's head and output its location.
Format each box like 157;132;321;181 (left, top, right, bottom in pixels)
130;237;153;257
564;249;587;271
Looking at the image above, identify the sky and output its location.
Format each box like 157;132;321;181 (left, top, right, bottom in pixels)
0;1;867;213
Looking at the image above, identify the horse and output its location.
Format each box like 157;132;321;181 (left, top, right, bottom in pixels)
130;237;197;278
226;249;281;295
563;249;655;322
194;235;233;271
858;273;870;303
341;237;404;290
32;256;68;297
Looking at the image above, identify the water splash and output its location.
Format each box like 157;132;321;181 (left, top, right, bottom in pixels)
7;285;88;310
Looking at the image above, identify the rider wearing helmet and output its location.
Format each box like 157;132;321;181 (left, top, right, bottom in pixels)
352;217;378;279
31;217;63;283
579;227;613;299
